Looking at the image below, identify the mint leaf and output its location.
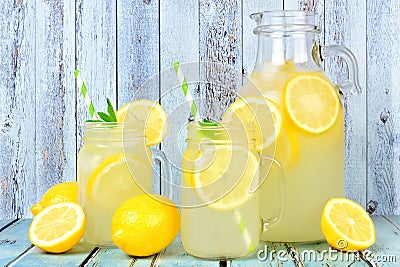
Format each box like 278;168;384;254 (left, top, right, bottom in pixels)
107;98;117;122
86;119;103;122
97;112;112;122
198;119;219;127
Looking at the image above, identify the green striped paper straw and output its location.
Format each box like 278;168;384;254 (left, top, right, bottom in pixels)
74;70;99;120
172;61;256;253
173;62;201;121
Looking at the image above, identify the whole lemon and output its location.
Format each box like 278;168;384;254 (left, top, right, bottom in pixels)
111;194;180;256
31;182;78;216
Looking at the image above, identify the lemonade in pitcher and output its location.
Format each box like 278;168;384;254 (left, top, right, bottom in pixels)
223;10;361;242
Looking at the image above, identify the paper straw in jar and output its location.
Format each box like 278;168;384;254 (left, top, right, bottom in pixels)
173;61;201;121
74;70;99;120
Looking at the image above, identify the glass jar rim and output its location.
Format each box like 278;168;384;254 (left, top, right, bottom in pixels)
185;121;256;145
83;120;146;140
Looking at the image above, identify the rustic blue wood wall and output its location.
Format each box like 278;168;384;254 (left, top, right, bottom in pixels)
0;0;399;219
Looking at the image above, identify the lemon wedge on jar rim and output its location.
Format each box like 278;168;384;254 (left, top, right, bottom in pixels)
116;99;169;146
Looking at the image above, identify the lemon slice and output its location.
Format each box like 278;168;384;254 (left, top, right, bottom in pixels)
28;202;86;253
321;198;376;251
116;99;169;146
222;96;282;150
184;145;259;210
283;73;340;134
86;153;151;210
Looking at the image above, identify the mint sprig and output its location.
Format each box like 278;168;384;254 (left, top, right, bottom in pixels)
86;98;117;123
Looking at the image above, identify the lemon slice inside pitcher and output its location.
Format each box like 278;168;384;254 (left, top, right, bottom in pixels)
283;73;340;134
222;96;282;151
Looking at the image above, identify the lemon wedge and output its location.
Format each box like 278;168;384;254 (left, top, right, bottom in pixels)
321;198;376;251
28;202;86;253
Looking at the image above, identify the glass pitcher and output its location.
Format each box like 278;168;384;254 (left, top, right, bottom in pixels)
239;10;361;242
180;122;284;259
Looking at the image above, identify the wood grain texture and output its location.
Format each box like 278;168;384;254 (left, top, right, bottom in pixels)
367;0;400;215
199;0;242;121
34;0;77;217
159;0;199;202
75;0;117;147
117;0;159;106
117;0;161;195
0;218;399;265
242;1;282;77
324;0;367;206
0;0;36;219
0;219;33;266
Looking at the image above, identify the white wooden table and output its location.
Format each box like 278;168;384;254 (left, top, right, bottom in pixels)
1;216;399;266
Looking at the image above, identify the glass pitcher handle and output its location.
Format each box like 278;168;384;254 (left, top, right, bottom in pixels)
151;148;173;198
319;44;362;95
255;156;285;232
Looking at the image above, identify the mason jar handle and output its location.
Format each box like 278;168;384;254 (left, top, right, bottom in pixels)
320;45;362;95
251;155;285;232
151;148;173;199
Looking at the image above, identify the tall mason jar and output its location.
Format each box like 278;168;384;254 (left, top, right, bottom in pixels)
78;121;152;246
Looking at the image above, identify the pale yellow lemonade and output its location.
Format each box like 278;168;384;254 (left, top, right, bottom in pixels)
236;61;344;242
181;123;261;259
78;122;152;246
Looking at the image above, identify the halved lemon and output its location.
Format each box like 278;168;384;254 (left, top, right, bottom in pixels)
222;96;282;151
283;73;340;134
116;99;169;146
28;202;86;253
321;198;376;251
86;153;151;210
183;145;259;210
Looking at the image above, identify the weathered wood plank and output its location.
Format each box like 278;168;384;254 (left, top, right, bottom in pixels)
158;235;220;266
13;242;93;266
34;0;77;217
117;0;161;195
361;216;400;266
116;0;159;106
0;219;33;265
0;219;16;230
199;0;242;121
0;0;36;219
75;0;117;147
367;0;400;215
386;215;400;229
86;246;161;267
159;0;199;202
324;0;367;206
242;0;282;77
